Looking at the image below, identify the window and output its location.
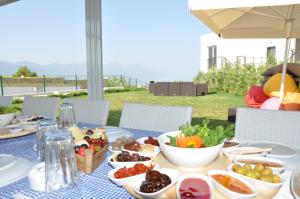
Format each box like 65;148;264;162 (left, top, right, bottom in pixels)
267;46;276;58
208;45;217;69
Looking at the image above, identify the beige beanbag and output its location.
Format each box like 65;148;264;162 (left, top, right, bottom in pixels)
263;73;298;97
281;92;300;111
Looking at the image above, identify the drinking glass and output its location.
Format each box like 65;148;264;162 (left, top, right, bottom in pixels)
59;103;76;128
36;119;58;162
291;166;300;199
44;129;79;192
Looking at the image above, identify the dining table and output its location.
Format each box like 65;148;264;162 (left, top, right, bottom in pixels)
0;123;299;199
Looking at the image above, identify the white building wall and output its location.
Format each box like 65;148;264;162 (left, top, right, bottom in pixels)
200;33;296;72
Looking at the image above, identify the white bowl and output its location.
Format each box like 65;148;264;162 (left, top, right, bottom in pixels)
208;170;257;199
0;113;15;126
108;163;159;186
107;153;154;168
5;125;23;134
176;173;214;199
158;131;224;168
223;147;268;160
133;168;180;199
232;156;285;174
227;164;283;190
222;139;241;153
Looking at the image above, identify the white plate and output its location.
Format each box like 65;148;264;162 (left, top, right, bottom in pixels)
208;170;257;199
227;164;283;190
105;127;133;143
107;153;154;168
233;156;285;174
0;154;34;187
108;163;159;186
133;168;180;199
247;142;297;158
223;147;268;160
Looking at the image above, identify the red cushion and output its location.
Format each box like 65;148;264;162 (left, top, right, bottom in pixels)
249;86;269;103
245;93;262;108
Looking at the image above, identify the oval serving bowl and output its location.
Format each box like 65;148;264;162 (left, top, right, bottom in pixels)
158;131;224;168
133;168;180;199
108;162;159;186
227;164;283;190
176;173;214;199
107;152;154;168
232;156;285;174
208;170;257;199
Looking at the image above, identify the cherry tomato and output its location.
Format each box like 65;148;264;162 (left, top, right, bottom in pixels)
77;147;85;156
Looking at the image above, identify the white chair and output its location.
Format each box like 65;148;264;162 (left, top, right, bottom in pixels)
63;99;110;125
0;96;13;107
119;102;192;132
22;96;60;120
235;107;300;148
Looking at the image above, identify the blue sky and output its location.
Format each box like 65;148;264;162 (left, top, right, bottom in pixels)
0;0;209;80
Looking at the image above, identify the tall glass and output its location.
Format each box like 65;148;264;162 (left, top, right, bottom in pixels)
36;119;58;162
44;129;79;192
59;103;76;128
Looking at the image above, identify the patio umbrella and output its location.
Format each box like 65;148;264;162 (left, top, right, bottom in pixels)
188;0;300;102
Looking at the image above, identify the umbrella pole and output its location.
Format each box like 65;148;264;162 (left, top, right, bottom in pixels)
279;37;290;103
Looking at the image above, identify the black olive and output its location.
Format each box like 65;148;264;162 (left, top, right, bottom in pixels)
81;144;88;149
146;170;161;182
86;129;94;135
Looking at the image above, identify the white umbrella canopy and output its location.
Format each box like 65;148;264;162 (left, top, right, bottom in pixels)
189;0;300;102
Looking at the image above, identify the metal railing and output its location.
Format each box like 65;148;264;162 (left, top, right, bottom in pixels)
0;74;148;96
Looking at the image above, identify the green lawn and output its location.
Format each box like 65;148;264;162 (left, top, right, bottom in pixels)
100;91;245;127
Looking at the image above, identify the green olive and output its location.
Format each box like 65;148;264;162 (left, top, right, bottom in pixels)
245;170;258;179
243;164;252;171
261;167;273;176
254;163;264;172
254;170;261;178
236;167;248;175
272;174;281;183
232;164;242;172
259;175;274;183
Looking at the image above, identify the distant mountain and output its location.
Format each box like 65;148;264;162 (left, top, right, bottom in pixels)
0;61;192;81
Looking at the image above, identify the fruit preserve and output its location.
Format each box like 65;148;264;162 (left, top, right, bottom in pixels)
179;178;211;199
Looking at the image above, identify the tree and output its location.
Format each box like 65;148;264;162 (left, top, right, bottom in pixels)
13;66;38;77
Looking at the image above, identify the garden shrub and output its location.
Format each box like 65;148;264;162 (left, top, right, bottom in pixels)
194;64;270;96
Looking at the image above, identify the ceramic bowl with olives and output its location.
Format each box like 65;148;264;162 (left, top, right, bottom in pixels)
227;163;283;190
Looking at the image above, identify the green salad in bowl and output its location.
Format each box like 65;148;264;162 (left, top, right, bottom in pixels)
167;118;235;148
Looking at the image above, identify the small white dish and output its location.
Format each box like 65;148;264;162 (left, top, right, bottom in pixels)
123;146;160;158
208;170;256;199
176;173;214;199
226;164;283;190
107;153;153;168
133;168;180;199
223;147;268;160
5;125;23;134
108;162;159;186
232;156;285;174
222;139;241;153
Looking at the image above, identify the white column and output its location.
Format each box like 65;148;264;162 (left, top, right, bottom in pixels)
85;0;103;100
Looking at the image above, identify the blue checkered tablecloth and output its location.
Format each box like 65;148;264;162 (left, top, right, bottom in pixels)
0;124;161;199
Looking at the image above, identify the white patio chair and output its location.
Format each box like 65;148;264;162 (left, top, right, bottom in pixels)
0;96;13;107
22;96;60;120
119;102;192;132
235;107;300;148
63;99;110;125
